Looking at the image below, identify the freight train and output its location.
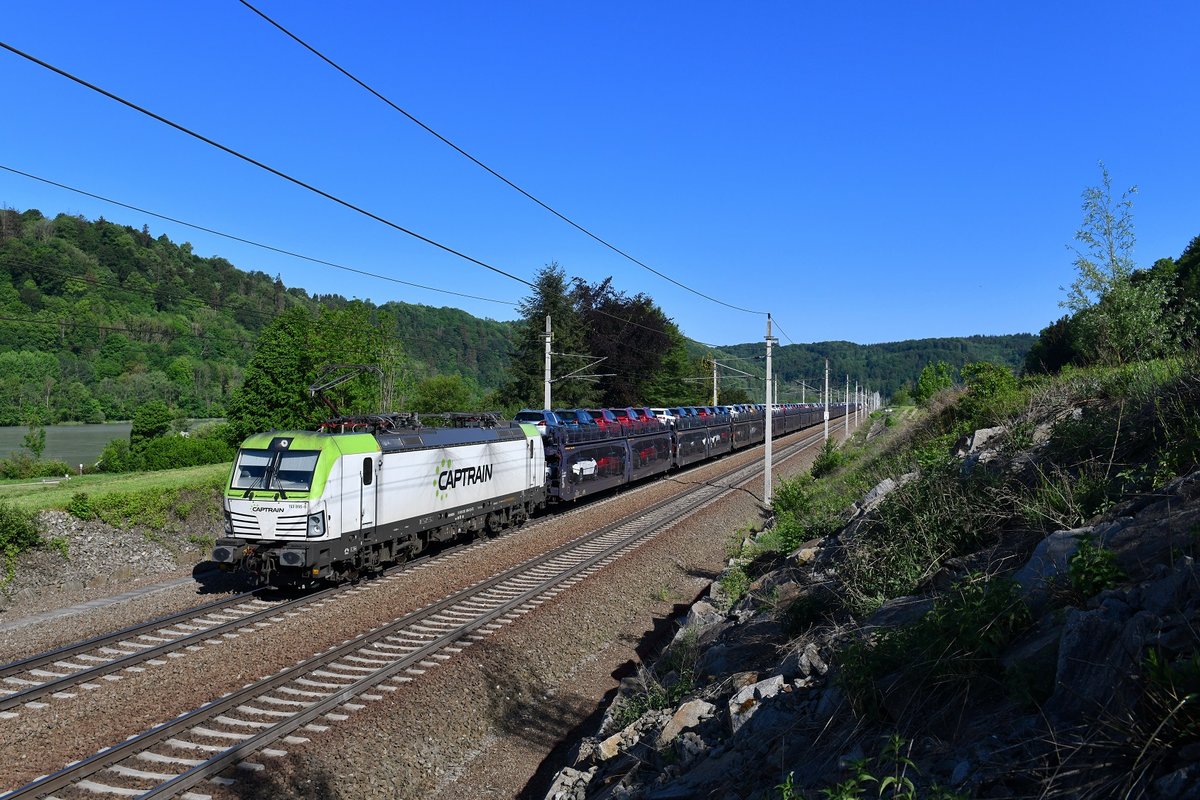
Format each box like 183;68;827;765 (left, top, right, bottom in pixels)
211;404;851;587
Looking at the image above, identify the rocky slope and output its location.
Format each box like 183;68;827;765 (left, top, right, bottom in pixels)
545;415;1200;800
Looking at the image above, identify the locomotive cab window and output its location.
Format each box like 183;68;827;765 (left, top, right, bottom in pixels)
231;448;321;492
362;457;374;486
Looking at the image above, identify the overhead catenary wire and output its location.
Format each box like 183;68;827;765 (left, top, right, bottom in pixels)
0;40;535;289
0;41;811;365
238;0;769;318
0;165;518;307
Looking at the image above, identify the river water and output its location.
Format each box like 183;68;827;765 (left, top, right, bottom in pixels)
0;423;134;468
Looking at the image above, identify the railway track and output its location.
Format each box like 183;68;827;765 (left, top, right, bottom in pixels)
0;487;608;715
0;428;824;799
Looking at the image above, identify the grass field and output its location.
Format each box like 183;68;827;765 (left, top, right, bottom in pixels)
0;462;231;514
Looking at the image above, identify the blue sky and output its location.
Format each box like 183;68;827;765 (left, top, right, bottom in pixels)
1;2;1197;349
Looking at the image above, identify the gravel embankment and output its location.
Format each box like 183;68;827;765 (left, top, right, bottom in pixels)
0;433;823;797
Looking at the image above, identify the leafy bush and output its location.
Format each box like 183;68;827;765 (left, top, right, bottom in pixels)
0;453;73;480
97;438;138;473
66;492;95;519
718;564;750;608
137;436;234;471
772;474;851;553
98;434;233;473
63;476;226;528
0;500;40;586
957;361;1023;428
811;438;845;478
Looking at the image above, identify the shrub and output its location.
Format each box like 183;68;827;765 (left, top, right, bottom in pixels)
958;361;1023;428
0;500;40;586
0;452;63;480
98;435;234;474
66;492;95;519
718;565;750;608
137;436;234;471
97;438;137;473
811;437;845;478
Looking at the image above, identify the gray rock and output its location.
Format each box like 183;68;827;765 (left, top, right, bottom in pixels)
863;595;933;631
777;641;828;681
1045;596;1144;725
542;766;596;800
657;699;716;747
1152;765;1200;800
683;600;724;630
1012;528;1089;613
728;674;785;733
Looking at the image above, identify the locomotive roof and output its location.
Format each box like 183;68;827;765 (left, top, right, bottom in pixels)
239;424;531;454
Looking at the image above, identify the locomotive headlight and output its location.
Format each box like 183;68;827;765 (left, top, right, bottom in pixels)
307;511;325;538
223;513;233;535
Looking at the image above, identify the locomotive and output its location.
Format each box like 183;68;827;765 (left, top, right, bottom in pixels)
211;404;849;587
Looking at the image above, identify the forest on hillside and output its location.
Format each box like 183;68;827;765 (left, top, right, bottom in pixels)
0;206;1043;428
0;208;514;425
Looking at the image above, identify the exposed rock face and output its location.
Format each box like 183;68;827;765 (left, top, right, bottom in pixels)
542;429;1200;800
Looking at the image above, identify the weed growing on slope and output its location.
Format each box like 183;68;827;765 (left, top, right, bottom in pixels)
818;734;968;800
1067;536;1126;598
839;575;1032;720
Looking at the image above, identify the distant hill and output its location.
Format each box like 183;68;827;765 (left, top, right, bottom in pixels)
709;335;1037;400
0;206;1033;425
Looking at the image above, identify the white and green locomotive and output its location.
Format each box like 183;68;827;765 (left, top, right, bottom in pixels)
212;414;546;586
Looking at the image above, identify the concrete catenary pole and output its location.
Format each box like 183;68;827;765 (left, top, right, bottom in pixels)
844;374;850;439
712;358;718;406
823;359;830;441
764;314;775;506
543;315;552;410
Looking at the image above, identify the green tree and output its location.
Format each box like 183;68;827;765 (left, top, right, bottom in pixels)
130;400;174;446
1063;164;1176;365
914;361;955;403
958;361;1019;426
1024;315;1080;375
225;307;317;442
21;423;45;460
499;263;591;409
410;374;478;413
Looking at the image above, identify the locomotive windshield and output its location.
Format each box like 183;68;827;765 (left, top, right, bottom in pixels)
231;449;321;492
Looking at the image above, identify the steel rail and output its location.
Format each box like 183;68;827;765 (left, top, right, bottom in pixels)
0;588;342;713
0;591;259;679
